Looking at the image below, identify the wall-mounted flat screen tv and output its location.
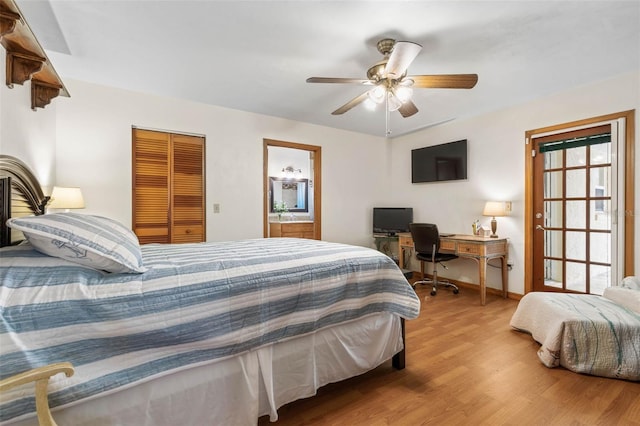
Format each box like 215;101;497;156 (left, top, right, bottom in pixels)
373;207;413;236
411;139;468;183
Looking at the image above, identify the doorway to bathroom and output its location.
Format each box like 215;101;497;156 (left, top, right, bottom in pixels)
263;139;322;240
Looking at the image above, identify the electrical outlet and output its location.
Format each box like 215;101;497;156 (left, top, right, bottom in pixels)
213;203;220;213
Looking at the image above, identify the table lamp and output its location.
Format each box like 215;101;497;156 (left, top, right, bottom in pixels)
482;201;507;238
48;187;85;212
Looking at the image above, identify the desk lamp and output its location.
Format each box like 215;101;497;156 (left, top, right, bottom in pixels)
483;201;507;238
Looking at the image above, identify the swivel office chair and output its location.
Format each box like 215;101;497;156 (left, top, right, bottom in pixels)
409;223;459;296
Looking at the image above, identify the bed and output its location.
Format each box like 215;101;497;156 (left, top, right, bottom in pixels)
509;278;640;381
0;155;421;425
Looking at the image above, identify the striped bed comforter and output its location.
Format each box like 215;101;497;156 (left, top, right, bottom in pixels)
510;292;640;381
0;238;420;423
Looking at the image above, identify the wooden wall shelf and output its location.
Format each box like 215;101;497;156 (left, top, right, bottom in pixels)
0;0;69;109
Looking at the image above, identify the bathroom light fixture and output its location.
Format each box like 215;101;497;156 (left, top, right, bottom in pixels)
281;166;302;179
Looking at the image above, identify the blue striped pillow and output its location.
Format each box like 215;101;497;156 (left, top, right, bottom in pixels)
7;213;147;274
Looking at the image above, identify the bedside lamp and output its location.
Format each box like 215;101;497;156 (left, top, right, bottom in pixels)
482;201;508;238
48;187;85;212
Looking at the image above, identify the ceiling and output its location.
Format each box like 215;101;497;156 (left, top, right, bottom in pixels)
17;1;640;138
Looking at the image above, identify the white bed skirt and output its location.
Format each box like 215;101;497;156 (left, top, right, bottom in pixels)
8;313;403;426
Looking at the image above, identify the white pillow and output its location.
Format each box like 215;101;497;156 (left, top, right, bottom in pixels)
620;276;640;290
7;213;147;274
603;286;640;314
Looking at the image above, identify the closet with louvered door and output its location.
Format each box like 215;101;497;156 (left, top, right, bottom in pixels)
171;134;205;243
132;128;205;244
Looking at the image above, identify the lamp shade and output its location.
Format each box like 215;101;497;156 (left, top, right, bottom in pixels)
48;187;85;209
483;201;507;217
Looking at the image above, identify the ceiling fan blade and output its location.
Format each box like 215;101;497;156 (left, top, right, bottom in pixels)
306;77;373;85
409;74;478;89
384;41;422;79
331;90;371;115
398;100;419;118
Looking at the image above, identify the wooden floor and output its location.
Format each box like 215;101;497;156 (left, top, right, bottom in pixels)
258;285;640;425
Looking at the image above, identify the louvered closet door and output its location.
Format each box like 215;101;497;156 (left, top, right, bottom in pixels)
171;134;205;243
132;129;170;244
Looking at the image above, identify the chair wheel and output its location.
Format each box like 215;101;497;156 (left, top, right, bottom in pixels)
430;290;436;296
453;289;459;294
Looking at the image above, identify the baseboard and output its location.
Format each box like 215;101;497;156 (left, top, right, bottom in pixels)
409;271;522;301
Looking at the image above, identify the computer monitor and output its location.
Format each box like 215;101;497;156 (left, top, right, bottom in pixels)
373;207;413;236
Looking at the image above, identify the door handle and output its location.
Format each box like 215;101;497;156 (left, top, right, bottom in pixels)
536;225;545;231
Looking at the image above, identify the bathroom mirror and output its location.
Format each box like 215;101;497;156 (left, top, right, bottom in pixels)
270;177;309;213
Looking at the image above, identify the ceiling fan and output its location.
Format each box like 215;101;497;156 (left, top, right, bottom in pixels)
306;38;478;130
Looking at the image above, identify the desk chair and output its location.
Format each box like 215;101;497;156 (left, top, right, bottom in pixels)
409;223;459;296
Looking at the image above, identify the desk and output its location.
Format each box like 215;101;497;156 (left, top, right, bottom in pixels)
398;233;508;305
373;234;399;256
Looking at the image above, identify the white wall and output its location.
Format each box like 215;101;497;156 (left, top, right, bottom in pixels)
0;47;57;192
390;71;640;295
268;147;310;178
50;79;388;246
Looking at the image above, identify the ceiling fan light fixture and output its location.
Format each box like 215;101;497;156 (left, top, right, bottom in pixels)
363;98;378;110
367;86;386;104
387;93;402;111
306;37;478;134
394;86;413;103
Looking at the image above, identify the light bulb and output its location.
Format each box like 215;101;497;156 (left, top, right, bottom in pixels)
387;94;402;111
394;86;413;103
364;98;378;110
367;86;386;104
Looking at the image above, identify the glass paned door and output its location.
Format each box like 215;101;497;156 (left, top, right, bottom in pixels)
532;125;613;295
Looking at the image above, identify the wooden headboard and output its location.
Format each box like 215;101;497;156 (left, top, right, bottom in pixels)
0;155;50;247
